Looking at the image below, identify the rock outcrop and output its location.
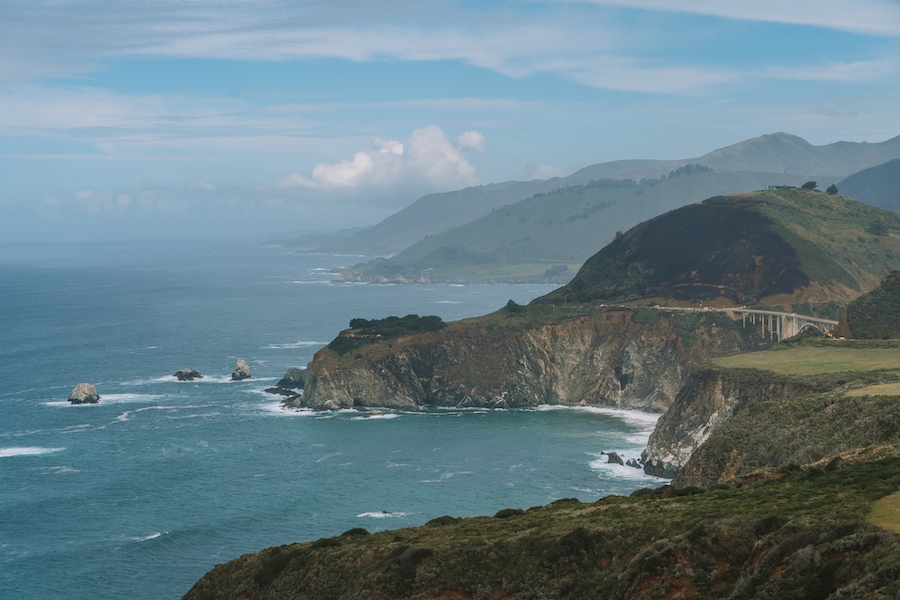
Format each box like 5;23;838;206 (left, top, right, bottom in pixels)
68;383;99;404
174;369;202;381
276;367;305;390
265;367;305;402
642;366;837;478
231;359;251;381
301;308;768;412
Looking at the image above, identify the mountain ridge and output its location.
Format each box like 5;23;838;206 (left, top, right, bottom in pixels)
301;132;900;259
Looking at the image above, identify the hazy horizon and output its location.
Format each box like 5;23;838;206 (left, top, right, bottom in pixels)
2;0;899;243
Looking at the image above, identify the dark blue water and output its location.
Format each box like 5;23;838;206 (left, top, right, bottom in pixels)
0;240;662;599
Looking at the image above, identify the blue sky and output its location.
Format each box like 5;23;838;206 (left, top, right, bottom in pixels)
1;0;899;242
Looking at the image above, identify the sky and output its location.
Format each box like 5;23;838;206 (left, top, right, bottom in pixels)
1;0;899;243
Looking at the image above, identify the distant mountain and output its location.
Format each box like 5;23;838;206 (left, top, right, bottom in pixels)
339;169;837;283
695;132;900;177
838;159;900;212
537;188;900;306
316;180;567;256
313;133;900;258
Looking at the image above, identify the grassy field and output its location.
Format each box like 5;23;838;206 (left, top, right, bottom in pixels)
712;345;900;375
868;491;900;533
847;382;900;397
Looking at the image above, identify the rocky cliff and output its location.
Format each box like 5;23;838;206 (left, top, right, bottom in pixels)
299;307;769;412
641;366;834;478
672;363;900;488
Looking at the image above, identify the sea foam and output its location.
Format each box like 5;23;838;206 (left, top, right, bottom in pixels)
356;511;409;519
0;447;65;458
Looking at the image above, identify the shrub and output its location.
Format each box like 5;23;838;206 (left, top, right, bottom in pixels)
632;307;661;325
506;299;524;314
494;508;525;519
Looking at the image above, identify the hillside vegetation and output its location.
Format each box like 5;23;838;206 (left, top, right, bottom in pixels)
843;270;900;339
184;456;900;600
674;338;900;488
539;189;900;306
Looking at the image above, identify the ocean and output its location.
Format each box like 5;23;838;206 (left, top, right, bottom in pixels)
0;240;663;599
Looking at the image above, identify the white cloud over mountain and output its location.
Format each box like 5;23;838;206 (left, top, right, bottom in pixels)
279;125;481;196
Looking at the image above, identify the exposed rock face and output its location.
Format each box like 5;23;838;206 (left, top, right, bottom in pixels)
301;308;768;412
673;370;900;488
174;369;202;381
276;367;305;390
265;368;305;404
68;383;99;404
231;359;251;381
642;367;833;478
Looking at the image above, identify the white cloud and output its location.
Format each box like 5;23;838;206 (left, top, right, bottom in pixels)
279;125;480;197
765;58;900;83
458;131;485;152
573;0;900;36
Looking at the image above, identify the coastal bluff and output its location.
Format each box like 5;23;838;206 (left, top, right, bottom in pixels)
298;307;769;412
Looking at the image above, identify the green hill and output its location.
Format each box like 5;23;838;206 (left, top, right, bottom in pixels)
538;188;900;306
840;271;900;339
340;169;834;283
839;159;900;212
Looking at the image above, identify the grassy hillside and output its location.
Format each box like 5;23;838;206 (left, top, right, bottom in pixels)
843;270;900;339
185;456;900;600
539;189;900;306
343;169;833;283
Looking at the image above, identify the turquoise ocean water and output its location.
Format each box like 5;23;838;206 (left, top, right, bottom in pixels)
0;240;662;599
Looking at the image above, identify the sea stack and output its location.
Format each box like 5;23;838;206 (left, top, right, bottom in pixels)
68;383;100;404
174;368;203;381
231;359;251;381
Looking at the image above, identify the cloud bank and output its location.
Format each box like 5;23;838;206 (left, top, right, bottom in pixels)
279;125;481;199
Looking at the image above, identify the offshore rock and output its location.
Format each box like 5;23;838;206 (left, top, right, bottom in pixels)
266;367;305;394
606;452;624;465
231;359;251;381
642;367;833;478
68;383;99;404
301;307;768;412
174;368;202;381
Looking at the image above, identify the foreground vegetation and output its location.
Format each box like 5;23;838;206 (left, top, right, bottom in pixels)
185;458;900;600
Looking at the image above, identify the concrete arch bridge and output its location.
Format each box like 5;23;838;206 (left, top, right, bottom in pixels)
723;308;838;342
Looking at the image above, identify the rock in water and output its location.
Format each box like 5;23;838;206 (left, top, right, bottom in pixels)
174;369;203;381
68;383;99;404
265;367;305;395
231;359;251;381
606;451;624;465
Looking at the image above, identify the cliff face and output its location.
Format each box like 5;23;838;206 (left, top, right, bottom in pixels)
641;367;833;478
673;370;900;488
300;308;768;412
